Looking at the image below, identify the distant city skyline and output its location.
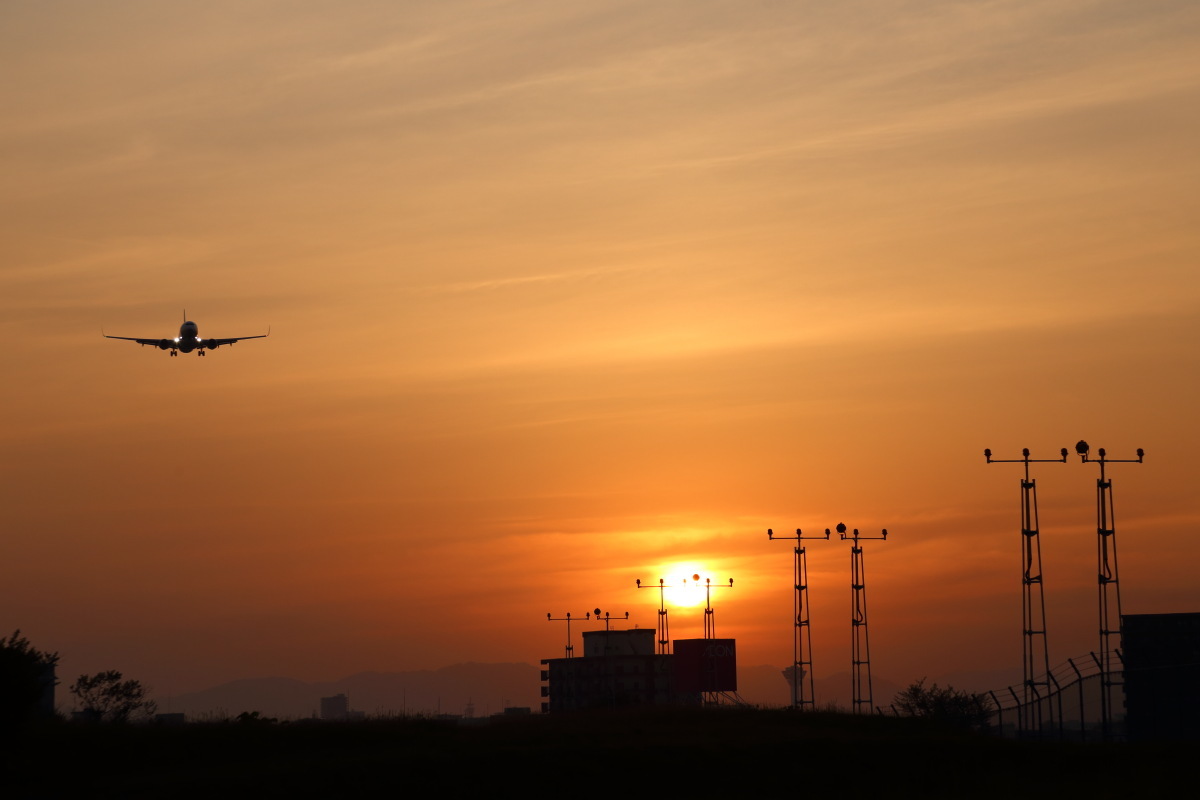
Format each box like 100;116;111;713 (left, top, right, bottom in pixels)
2;1;1198;701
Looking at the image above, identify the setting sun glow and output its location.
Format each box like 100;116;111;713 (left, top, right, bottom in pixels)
654;564;726;609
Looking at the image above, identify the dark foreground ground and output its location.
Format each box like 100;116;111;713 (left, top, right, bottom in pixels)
7;708;1189;798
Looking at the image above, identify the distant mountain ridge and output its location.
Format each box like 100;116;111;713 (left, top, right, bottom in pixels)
163;662;541;720
162;662;799;719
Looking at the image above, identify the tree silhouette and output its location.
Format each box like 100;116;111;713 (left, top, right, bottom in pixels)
70;670;157;723
893;678;993;731
0;630;59;729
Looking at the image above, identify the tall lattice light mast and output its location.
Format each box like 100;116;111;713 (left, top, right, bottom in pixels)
984;446;1067;735
1075;440;1143;741
690;575;733;639
635;578;672;655
837;523;887;714
767;527;829;709
546;611;591;658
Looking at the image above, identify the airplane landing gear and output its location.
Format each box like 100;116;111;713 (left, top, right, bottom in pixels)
170;350;178;357
198;350;205;357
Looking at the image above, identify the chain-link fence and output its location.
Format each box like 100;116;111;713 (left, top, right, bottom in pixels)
987;651;1122;741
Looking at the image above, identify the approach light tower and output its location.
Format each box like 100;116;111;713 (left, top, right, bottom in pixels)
768;527;830;709
686;575;733;639
635;578;672;655
1076;440;1144;740
592;608;629;631
984;446;1067;735
837;523;888;714
546;611;591;658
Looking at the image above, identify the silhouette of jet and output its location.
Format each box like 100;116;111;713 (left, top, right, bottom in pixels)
105;312;269;357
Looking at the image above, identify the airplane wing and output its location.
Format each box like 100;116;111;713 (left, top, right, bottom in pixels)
204;332;270;348
103;335;165;346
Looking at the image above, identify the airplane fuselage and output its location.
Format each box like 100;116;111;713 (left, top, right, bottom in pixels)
175;320;202;353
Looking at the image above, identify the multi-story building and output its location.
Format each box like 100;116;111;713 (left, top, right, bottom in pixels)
320;693;350;721
540;629;737;712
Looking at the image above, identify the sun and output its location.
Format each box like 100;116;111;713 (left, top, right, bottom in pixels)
655;562;712;608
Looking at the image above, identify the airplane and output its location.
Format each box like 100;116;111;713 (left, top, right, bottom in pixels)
105;312;270;357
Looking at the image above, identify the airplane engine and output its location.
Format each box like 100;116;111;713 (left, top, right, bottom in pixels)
205;339;219;350
157;339;173;350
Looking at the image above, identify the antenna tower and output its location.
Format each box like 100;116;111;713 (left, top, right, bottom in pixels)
768;527;829;709
1075;441;1143;740
984;446;1067;735
837;523;887;714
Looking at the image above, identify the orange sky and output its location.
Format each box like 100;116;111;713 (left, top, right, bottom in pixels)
3;1;1199;704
